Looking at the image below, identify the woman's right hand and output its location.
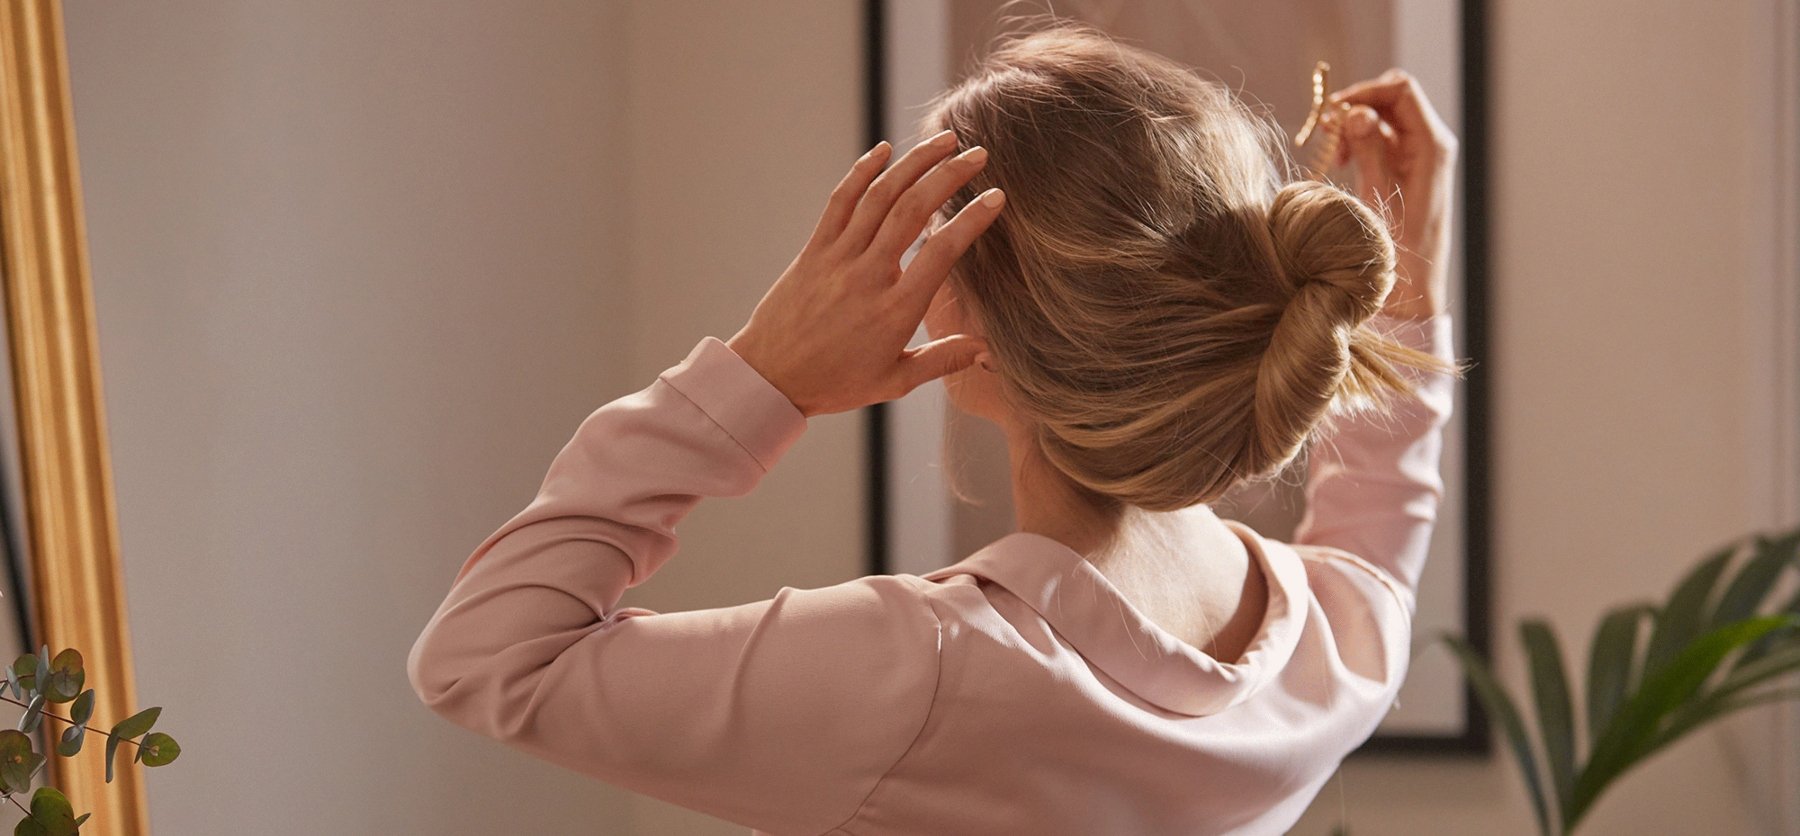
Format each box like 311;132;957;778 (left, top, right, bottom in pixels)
1324;69;1459;320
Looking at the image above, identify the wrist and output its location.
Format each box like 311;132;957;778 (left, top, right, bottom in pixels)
723;331;808;416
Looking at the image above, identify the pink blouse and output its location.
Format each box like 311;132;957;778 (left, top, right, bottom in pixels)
408;312;1456;835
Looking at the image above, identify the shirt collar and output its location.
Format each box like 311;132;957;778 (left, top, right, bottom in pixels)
920;512;1310;717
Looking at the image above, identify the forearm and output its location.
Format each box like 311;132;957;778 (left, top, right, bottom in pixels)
1293;311;1456;611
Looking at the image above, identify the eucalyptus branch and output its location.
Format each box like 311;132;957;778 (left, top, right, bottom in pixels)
0;695;140;750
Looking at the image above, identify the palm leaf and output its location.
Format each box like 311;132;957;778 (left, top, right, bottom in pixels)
1650;685;1800;753
1440;631;1554;836
1711;530;1800;628
1585;603;1653;750
1520;620;1576;820
1567;615;1793;831
1640;542;1737;679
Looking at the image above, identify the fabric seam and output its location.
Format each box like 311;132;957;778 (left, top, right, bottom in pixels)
823;581;948;834
1296;548;1415;623
655;373;771;474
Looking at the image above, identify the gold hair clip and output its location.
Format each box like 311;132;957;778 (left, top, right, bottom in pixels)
1293;61;1350;179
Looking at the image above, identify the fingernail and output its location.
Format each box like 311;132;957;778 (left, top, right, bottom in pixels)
980;188;1006;208
931;129;956;147
962;145;988;164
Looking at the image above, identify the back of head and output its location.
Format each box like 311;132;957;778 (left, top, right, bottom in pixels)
924;20;1451;513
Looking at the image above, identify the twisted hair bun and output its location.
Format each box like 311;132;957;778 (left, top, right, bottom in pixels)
1249;179;1413;475
924;21;1458;513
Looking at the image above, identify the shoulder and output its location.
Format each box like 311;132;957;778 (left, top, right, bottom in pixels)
1287;542;1415;687
1291;542;1415;622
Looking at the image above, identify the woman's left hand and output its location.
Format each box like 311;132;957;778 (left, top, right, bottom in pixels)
725;129;1006;418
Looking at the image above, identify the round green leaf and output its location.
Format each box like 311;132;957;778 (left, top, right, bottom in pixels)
19;694;45;734
138;732;178;767
45;674;81;705
56;724;84;757
0;729;36;793
69;691;93;727
10;655;38;695
27;786;78;836
48;650;80;679
44;653;81;705
14;817;48;836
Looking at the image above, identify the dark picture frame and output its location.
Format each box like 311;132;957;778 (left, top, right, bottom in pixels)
861;0;1492;757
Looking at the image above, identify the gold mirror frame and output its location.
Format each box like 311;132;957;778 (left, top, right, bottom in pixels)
0;0;145;832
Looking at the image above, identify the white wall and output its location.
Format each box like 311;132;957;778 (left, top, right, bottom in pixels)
56;0;1795;833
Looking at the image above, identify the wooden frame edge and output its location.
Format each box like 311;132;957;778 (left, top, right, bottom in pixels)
0;0;147;832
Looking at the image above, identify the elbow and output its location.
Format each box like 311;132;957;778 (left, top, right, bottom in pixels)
407;621;477;716
407;626;451;708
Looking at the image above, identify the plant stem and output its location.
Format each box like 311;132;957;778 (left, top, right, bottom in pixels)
3;791;37;823
0;691;143;750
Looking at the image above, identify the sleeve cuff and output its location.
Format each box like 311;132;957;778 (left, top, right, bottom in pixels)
657;336;809;472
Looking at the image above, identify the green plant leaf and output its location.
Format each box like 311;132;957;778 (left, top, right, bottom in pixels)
11;655;37;695
1570;614;1794;831
0;729;37;793
1642;543;1736;679
48;651;80;680
1585;603;1652;750
138;732;179;767
19;694;45;735
69;690;93;727
56;724;84;757
71;814;87;828
1711;530;1800;628
104;732;120;784
109;707;159;742
1654;686;1800;754
1439;632;1553;836
27;786;78;836
1701;642;1800;709
1735;541;1800;670
1521;620;1576;819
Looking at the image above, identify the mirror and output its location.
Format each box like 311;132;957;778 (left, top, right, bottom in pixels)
0;1;146;829
872;0;1491;753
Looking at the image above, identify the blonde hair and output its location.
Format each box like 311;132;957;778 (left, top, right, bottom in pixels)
924;22;1462;514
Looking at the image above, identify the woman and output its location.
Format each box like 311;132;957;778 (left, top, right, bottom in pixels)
409;23;1462;835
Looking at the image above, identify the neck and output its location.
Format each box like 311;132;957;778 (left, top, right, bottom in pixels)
1001;423;1124;558
999;420;1240;567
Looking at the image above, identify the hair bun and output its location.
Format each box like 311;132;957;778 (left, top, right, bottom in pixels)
1247;180;1405;474
1266;179;1395;326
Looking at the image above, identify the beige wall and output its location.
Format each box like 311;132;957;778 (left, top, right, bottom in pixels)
1294;0;1797;833
55;0;1795;833
63;1;863;833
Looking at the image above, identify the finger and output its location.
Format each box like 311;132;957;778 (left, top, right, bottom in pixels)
1326;70;1444;144
808;141;892;249
838;129;960;254
894;187;1006;311
1342;105;1398;209
866;143;990;267
893;333;989;396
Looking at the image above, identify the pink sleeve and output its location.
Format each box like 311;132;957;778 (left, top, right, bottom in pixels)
406;337;942;834
1292;312;1457;618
